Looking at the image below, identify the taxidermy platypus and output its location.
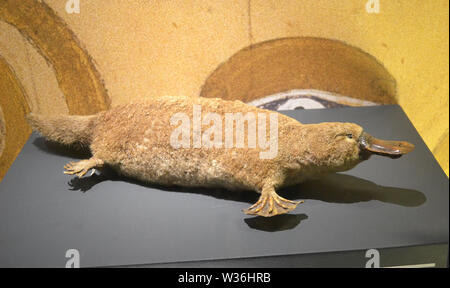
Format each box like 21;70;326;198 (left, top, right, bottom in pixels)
26;96;414;217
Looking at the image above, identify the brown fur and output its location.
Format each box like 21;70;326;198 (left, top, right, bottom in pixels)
26;113;99;147
27;96;367;217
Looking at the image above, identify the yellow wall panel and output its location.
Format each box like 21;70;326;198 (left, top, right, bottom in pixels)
45;0;250;103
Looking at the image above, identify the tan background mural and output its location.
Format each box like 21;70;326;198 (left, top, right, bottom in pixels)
200;37;397;106
0;0;448;180
0;54;30;180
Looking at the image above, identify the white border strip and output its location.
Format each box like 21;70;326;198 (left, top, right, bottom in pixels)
247;89;379;107
384;263;436;268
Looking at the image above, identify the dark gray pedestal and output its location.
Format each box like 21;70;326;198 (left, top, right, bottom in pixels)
0;105;448;267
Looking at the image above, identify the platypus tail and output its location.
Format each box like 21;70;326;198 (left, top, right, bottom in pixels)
26;113;100;147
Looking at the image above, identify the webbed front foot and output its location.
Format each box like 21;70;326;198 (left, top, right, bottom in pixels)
64;157;104;178
244;186;303;217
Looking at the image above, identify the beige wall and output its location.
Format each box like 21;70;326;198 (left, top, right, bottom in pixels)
0;0;448;177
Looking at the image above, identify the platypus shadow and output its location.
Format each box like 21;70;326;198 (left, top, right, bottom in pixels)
244;214;309;232
33;137;426;207
34;138;426;230
280;174;427;208
67;167;426;208
66;170;425;232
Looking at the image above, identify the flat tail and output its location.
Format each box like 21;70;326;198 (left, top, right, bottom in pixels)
26;113;99;146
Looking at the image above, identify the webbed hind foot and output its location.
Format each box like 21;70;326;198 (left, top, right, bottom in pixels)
64;157;104;178
244;186;303;217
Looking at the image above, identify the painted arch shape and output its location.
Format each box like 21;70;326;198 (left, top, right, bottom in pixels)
0;0;110;115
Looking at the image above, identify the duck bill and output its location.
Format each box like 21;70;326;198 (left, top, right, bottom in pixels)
359;132;415;159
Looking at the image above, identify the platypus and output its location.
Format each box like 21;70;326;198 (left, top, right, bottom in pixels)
26;96;414;217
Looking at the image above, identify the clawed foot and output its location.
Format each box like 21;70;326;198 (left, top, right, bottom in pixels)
244;190;303;217
64;158;103;178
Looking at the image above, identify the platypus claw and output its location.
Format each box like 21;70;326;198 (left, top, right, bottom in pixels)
244;189;303;217
64;158;104;178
